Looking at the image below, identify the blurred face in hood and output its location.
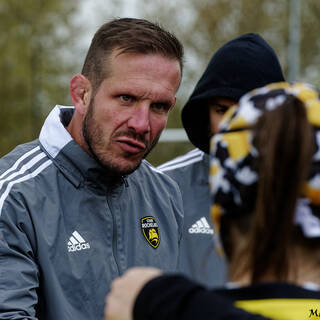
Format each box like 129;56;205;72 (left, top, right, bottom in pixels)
209;97;236;134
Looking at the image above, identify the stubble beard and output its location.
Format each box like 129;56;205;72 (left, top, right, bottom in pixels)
82;100;160;176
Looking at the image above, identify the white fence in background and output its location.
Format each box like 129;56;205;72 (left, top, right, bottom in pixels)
159;129;189;142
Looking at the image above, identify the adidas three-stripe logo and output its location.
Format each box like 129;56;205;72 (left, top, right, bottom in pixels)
188;217;214;234
67;231;90;252
0;146;52;215
157;149;204;171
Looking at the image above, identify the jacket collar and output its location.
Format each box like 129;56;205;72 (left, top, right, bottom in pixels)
39;105;124;190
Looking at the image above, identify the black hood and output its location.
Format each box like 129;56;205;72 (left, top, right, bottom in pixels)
182;33;285;153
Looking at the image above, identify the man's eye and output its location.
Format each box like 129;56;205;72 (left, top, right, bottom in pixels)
120;95;133;102
152;103;170;113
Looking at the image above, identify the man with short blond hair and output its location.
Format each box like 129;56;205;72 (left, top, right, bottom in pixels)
0;18;184;320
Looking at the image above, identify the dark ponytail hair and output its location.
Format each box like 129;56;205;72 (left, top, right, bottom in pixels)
248;96;313;282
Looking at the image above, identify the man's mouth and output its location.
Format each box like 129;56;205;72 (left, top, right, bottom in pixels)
116;137;147;154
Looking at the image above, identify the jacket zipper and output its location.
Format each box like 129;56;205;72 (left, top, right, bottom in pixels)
106;195;121;276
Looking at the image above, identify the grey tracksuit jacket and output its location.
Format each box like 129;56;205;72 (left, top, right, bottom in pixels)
0;106;183;320
158;148;226;287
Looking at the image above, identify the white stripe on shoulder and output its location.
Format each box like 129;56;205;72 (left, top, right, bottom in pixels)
0;152;47;190
0;146;40;180
186;148;203;156
157;149;204;171
159;154;204;171
0;159;52;215
142;160;164;174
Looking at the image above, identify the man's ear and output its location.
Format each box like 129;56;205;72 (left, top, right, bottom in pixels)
69;74;92;115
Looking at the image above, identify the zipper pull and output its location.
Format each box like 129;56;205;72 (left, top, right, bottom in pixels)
122;176;128;187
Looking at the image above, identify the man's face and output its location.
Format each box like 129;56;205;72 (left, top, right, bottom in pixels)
209;97;236;134
82;50;181;175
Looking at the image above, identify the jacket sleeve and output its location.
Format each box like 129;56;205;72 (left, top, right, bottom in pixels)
133;275;271;320
0;197;39;319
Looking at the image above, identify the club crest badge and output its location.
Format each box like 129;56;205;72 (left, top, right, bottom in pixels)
140;216;160;249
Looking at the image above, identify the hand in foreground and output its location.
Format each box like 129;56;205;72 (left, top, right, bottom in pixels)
105;267;163;320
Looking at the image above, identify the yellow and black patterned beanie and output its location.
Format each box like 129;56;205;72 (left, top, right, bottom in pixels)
210;82;320;253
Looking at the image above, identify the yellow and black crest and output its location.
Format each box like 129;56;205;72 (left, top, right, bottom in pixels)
140;216;160;249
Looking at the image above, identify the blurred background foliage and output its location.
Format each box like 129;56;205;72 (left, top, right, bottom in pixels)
1;0;320;166
0;0;78;152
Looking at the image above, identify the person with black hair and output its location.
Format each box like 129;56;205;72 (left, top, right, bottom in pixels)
158;33;285;286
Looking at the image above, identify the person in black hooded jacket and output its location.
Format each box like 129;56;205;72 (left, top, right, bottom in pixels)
157;33;285;287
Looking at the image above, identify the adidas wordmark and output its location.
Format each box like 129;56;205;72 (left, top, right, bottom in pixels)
67;231;90;252
188;217;214;235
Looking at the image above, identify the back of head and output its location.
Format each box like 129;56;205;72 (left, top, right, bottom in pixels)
81;18;184;94
210;82;320;283
182;33;285;153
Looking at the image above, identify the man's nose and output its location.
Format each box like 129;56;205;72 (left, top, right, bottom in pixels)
127;104;150;134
